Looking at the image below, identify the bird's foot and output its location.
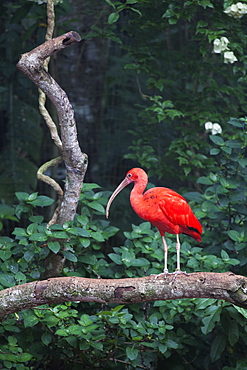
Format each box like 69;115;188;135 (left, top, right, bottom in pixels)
151;269;170;282
171;269;189;283
173;269;188;275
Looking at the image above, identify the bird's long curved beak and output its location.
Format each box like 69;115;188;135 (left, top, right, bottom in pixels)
106;177;131;218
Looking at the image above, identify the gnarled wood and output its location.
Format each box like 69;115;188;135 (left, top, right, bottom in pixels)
16;31;88;277
1;272;246;319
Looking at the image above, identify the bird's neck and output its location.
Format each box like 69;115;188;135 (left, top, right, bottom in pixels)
129;181;146;209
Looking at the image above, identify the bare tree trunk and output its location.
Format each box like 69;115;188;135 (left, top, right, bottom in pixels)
17;31;88;277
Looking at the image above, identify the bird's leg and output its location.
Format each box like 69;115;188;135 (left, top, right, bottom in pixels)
176;234;181;272
152;235;169;281
171;234;189;281
162;235;169;273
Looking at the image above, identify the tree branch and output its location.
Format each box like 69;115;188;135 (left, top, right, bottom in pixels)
16;31;87;225
16;31;88;277
1;272;247;319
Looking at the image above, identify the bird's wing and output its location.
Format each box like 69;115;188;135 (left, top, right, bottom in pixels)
158;189;192;227
142;187;202;239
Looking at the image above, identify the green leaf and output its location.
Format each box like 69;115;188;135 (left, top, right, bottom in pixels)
90;231;105;242
221;146;232;154
166;339;179;349
24;313;39;328
88;201;105;213
104;0;116;8
228;117;243;127
108;253;122;265
209;135;224;146
112;305;125;312
108;12;119;24
29;196;54;207
158;343;168;353
0;249;12;261
15;271;26;283
8;336;17;346
49;224;64;230
82;183;101;191
29;215;44;224
41;332;52;346
28;192;38;201
126;346;138;361
55;328;68;336
79;314;93;326
227;319;239;347
227;230;240;242
0;353;33;363
221;250;229;260
238;158;247;168
210;148;220;155
225;140;241;148
130;7;142;16
183;191;204;203
80;238;90;248
48;241;61;254
201;306;222;334
27;223;38;235
197;177;213;185
15;192;29;201
168;18;178;25
29;233;47;242
0;274;15;288
234;306;247;319
67;227;90;237
12;227;28;237
50;231;68;239
122;249;135;267
210;334;226;362
131;258;150;267
196;299;217;310
63;250;77;262
90;341;103;350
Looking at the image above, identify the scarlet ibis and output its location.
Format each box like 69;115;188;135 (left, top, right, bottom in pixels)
106;168;202;275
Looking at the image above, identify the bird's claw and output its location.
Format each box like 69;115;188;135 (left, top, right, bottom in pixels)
151;269;189;283
171;269;189;283
151;270;170;282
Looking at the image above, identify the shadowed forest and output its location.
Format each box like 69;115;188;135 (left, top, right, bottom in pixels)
0;0;247;369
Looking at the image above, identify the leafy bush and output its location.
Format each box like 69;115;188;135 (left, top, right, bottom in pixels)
1;118;247;369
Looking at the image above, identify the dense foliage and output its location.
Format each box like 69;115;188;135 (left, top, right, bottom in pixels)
0;0;247;369
1;118;247;369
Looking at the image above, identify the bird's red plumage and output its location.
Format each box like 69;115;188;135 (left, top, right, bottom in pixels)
128;168;202;242
106;167;203;274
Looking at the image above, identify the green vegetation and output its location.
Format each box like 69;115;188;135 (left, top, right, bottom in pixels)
0;0;247;369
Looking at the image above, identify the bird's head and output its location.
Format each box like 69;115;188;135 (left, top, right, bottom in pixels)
105;168;147;218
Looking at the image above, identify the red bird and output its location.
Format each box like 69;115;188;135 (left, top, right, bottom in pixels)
106;168;202;275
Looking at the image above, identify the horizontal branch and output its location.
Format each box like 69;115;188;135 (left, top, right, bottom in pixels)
1;272;247;318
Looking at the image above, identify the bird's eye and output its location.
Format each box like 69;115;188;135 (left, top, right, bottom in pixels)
127;173;132;178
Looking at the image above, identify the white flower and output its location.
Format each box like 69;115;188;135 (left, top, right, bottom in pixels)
211;123;222;135
213;37;229;53
213;39;222;54
224;2;247;18
205;122;222;135
205;121;213;130
223;51;238;64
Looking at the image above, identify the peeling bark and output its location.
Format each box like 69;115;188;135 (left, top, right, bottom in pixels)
1;272;247;319
16;32;88;278
16;31;87;226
